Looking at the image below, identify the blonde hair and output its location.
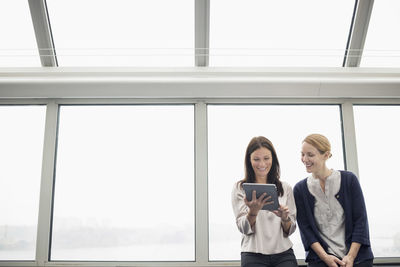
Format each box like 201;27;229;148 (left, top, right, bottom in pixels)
303;134;332;158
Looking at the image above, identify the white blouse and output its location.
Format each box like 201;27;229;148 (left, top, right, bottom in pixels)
307;170;347;258
231;180;297;255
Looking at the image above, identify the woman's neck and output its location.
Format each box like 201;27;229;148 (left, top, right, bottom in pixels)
312;167;332;181
313;167;332;193
255;176;267;184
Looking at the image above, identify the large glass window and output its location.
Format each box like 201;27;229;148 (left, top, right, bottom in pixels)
51;105;195;261
0;105;46;260
354;105;400;257
210;0;354;67
0;1;40;67
46;0;194;67
208;105;344;260
361;0;400;67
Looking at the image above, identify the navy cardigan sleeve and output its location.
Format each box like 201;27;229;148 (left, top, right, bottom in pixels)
293;178;329;260
338;171;371;246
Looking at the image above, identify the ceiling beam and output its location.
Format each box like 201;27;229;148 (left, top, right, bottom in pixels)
28;0;57;67
344;0;374;67
195;0;210;67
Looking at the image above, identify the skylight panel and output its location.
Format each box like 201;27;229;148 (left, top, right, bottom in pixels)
46;0;194;67
210;0;355;67
361;0;400;67
0;1;40;67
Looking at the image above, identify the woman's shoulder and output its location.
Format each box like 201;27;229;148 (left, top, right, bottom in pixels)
339;170;356;177
338;170;362;190
338;170;359;182
293;177;308;189
232;179;244;191
280;180;293;189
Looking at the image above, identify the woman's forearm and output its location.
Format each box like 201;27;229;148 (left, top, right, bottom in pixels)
281;217;292;234
346;242;361;260
311;242;329;261
247;212;257;228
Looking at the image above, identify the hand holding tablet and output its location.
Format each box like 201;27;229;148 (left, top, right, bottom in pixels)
242;183;279;211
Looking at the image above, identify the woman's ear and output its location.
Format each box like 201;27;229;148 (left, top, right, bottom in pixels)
323;151;331;160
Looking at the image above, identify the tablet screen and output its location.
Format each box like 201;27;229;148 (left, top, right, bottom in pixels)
242;183;279;211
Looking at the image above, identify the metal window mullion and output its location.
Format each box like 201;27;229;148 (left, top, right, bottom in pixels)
36;102;59;265
341;102;359;178
194;102;209;263
195;0;210;67
344;0;374;67
28;0;57;67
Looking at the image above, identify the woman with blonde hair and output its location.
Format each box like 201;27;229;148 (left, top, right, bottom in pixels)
294;134;373;267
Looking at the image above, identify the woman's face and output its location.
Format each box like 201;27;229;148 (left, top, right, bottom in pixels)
301;142;327;174
250;147;273;180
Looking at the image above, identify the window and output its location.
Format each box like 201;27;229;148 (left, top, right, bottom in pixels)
210;0;354;67
0;1;40;67
51;105;195;261
361;0;400;67
208;105;344;260
354;105;400;257
46;0;194;67
0;105;46;260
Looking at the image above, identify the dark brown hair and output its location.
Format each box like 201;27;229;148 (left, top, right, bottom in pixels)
240;136;283;196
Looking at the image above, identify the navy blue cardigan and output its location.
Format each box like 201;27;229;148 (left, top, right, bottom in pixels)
293;170;373;263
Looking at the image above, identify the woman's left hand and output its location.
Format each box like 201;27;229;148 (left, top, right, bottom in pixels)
342;254;355;267
273;205;290;221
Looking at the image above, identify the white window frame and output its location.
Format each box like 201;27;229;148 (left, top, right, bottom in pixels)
0;67;400;266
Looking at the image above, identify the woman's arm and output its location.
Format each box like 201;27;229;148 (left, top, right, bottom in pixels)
348;174;371;245
273;204;291;233
311;242;345;267
244;189;271;228
280;212;292;234
232;183;254;234
247;212;258;228
342;242;361;267
231;183;270;234
293;183;320;249
274;183;297;235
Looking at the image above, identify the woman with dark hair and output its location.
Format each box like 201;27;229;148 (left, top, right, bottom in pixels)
232;136;298;267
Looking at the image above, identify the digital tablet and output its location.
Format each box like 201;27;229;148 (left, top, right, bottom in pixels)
242;183;279;211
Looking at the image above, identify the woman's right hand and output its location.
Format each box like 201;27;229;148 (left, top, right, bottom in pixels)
244;190;272;216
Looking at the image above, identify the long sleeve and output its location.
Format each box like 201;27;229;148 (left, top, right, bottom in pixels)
346;173;371;246
293;180;321;251
337;171;374;262
284;184;297;236
231;182;254;235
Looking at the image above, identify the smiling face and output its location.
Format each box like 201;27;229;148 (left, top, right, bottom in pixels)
301;141;329;174
250;147;273;182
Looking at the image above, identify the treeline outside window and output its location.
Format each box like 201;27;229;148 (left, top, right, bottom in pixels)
0;104;399;262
